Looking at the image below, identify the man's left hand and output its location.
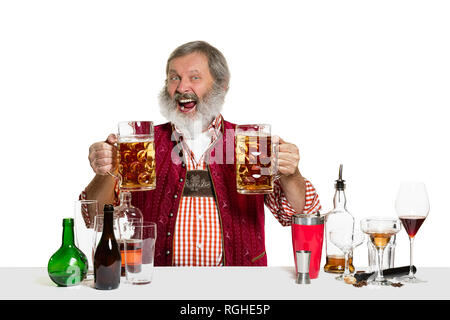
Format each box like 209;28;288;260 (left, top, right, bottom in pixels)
274;137;307;213
276;137;301;177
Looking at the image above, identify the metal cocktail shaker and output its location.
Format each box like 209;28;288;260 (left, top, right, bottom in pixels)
291;213;325;279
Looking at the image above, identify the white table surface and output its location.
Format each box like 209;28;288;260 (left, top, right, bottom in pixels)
1;267;449;300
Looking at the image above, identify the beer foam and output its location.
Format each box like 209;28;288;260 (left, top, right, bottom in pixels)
118;135;153;143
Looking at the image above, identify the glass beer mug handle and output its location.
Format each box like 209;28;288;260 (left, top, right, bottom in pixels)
107;170;122;185
107;140;122;184
272;136;281;181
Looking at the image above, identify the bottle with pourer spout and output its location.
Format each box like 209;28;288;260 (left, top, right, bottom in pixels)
323;164;355;273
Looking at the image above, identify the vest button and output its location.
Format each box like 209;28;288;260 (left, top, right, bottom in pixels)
169;212;174;217
166;250;171;255
167;232;171;236
182;163;186;168
174;194;178;199
179;178;183;182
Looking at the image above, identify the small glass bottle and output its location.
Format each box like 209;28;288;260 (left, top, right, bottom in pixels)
48;218;88;286
323;165;355;273
115;191;143;276
94;204;121;290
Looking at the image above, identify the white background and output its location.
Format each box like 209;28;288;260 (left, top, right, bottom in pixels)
0;0;449;269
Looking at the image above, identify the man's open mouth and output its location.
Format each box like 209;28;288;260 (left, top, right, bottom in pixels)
178;98;197;113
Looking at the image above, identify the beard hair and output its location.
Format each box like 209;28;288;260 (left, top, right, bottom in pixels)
159;83;226;138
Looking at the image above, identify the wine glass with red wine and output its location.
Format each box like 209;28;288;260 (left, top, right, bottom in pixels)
395;181;430;283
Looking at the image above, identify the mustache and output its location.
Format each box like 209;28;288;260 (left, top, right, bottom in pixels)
173;92;198;102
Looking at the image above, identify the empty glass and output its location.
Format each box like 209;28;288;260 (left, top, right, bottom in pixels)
329;228;365;281
73;200;98;278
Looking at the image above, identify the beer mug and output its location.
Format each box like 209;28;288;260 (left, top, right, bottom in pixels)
235;124;280;194
110;121;156;192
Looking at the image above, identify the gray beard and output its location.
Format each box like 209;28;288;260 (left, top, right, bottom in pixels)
159;84;226;139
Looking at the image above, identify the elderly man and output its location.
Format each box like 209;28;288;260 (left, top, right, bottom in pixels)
82;41;321;266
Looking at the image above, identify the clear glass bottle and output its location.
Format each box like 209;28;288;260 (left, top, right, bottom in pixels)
115;191;143;276
323;165;355;273
48;218;88;286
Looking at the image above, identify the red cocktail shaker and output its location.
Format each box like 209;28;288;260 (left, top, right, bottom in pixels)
291;213;325;279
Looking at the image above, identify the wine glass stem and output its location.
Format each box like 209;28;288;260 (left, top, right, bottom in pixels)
376;247;385;282
343;251;350;277
408;236;415;279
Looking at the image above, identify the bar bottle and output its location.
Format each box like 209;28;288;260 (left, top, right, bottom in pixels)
48;218;88;286
323;165;355;273
94;204;121;290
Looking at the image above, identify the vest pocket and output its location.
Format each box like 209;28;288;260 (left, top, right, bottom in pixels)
251;250;266;263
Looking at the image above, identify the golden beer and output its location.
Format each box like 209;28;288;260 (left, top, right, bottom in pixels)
118;139;156;191
235;126;276;194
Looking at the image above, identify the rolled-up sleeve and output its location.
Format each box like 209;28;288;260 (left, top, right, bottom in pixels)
78;180;120;227
264;178;321;226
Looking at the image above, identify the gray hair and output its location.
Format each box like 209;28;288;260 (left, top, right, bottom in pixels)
165;41;230;90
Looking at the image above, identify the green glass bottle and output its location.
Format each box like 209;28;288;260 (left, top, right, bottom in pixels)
48;218;88;286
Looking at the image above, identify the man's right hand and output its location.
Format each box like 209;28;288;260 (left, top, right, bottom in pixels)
88;134;118;175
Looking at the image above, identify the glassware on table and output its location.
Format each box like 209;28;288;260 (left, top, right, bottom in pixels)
93;204;121;290
235;124;280;194
329;227;365;281
74;199;98;278
115;191;143;276
367;234;396;272
109;121;156;192
360;217;401;286
324;164;356;274
92;209;121;256
395;181;430;283
92;207;121;284
48;218;88;287
123;221;157;285
119;218;143;276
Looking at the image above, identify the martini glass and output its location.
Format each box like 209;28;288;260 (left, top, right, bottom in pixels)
395;182;430;283
329;228;365;281
361;217;401;286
